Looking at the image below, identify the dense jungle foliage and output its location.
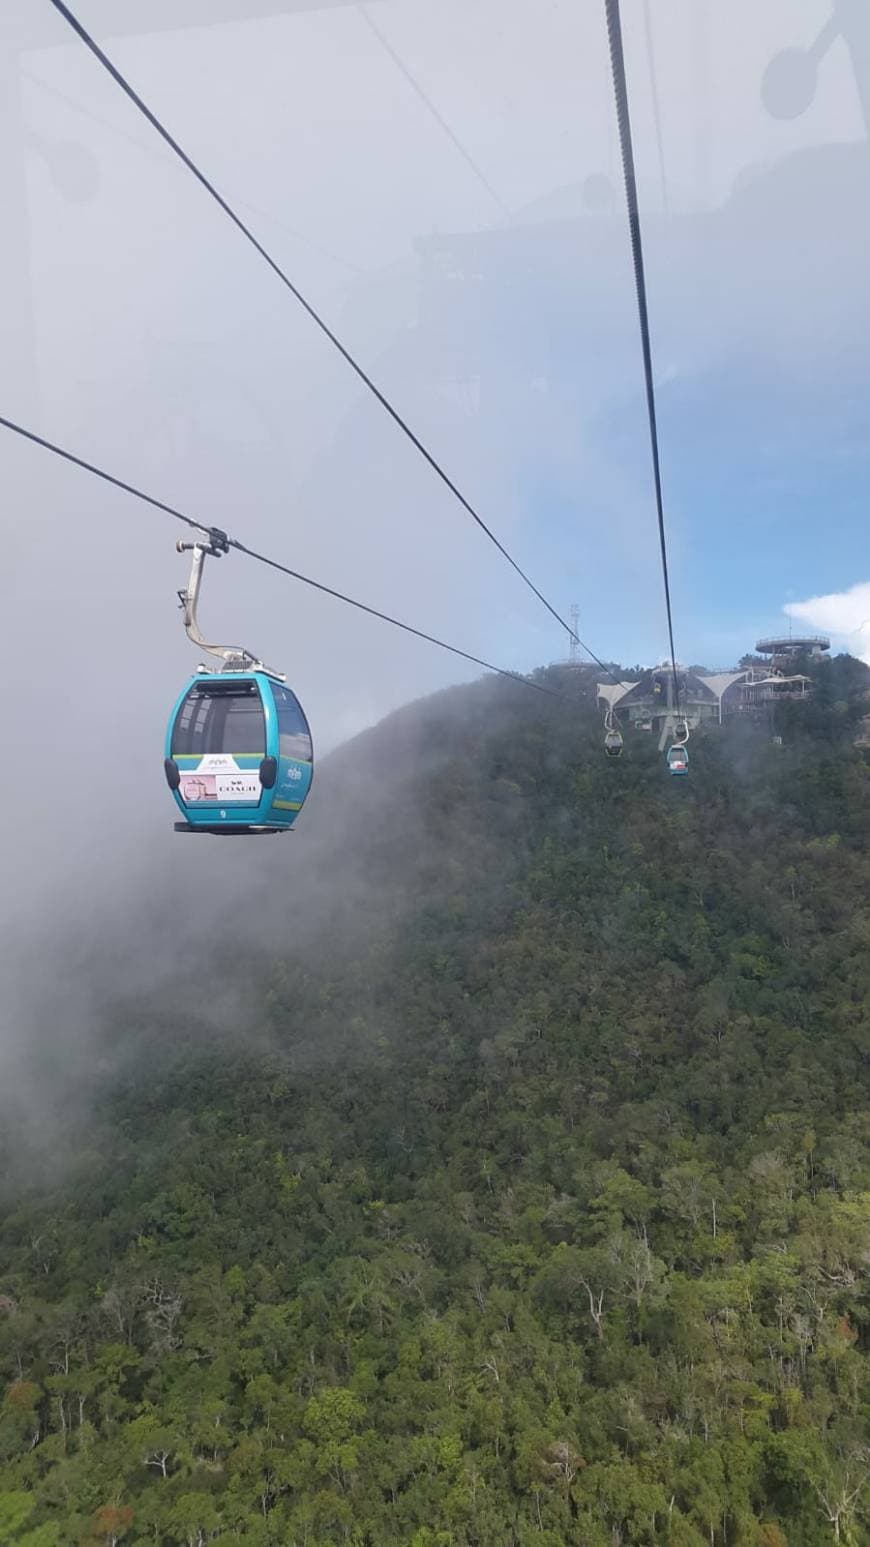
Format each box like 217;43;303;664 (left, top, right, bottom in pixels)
3;655;870;1547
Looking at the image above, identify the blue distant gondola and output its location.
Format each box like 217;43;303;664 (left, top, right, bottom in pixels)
667;744;688;776
165;670;313;835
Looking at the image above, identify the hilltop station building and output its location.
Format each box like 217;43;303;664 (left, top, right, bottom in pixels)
598;637;829;747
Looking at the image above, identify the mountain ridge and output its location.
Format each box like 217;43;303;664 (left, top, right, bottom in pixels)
2;654;870;1545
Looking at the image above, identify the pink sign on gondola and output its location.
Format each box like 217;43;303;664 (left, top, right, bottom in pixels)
180;773;217;801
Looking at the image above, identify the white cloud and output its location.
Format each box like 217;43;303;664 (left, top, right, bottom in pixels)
785;582;870;663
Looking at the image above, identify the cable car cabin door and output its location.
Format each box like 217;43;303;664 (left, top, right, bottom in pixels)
269;680;314;826
167;674;274;832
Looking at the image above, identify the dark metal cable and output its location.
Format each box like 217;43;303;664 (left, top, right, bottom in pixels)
47;0;584;659
357;4;512;221
0;413;557;697
1;399;635;696
226;537;558;694
0;415;203;532
605;0;681;712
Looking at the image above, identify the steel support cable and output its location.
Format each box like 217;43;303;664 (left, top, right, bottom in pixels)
356;4;512;221
605;0;681;712
0;413;560;697
46;1;589;663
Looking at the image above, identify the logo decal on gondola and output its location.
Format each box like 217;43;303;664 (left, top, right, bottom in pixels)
217;774;261;799
198;754;239;772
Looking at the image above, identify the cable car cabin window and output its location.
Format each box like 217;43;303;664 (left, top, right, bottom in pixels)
171;681;265;757
272;682;313;762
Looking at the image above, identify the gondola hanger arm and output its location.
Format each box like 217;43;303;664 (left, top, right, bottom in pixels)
176;533;282;677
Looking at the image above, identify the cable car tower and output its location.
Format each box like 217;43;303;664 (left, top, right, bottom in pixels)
568;604;581;667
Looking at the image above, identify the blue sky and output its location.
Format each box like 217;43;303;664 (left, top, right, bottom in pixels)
471;129;870;670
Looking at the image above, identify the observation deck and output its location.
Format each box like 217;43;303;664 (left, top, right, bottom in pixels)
755;636;830;656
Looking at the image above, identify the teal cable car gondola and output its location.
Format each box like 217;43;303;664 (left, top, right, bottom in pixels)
163;532;313;835
667;743;688;776
165;670;313;834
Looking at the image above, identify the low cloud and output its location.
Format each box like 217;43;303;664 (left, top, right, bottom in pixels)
785;581;870;662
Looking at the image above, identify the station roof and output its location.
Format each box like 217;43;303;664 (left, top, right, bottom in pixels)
748;674;812;687
598;682;638;708
597;669;748;706
699;671;747;699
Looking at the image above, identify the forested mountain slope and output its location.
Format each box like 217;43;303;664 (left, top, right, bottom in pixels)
3;657;870;1547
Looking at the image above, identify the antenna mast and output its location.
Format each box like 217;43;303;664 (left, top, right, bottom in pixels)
569;604;580;665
